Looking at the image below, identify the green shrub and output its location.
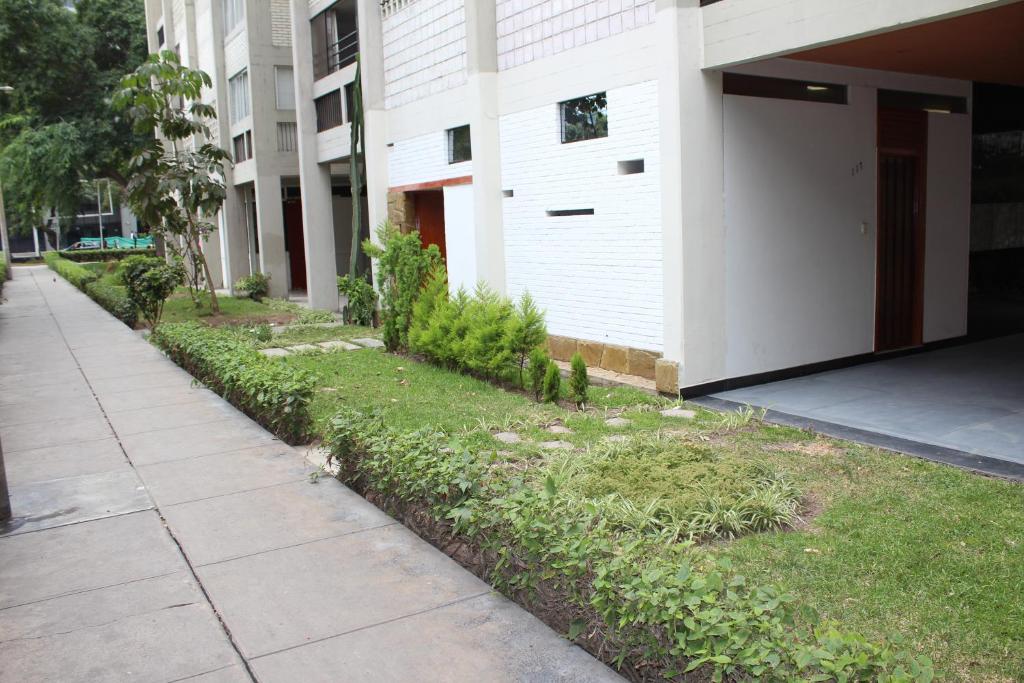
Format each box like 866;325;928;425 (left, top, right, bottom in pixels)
337;274;377;326
542;360;561;403
235;272;271;301
528;347;549;401
58;248;157;263
569;352;588;410
119;255;183;329
362;223;441;351
84;279;137;327
45;251;99;289
152;322;314;442
408;276;548;386
0;253;8;295
324;411;935;683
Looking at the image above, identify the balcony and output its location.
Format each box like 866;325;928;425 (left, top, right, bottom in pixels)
312;0;358;81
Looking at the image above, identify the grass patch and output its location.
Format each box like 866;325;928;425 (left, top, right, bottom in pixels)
160;290;292;325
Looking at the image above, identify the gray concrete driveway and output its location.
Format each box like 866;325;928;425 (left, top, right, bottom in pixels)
713;334;1024;474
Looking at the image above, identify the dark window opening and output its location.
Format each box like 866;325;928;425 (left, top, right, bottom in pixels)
344;82;356;123
315;90;343;132
723;73;848;105
502;189;514;198
447;125;472;164
878;89;968;115
233;130;252;162
157;25;164;47
311;0;358;81
560;92;608;143
546;208;594;217
618;159;645;175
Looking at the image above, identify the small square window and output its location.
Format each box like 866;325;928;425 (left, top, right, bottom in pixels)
560;92;608;143
447;125;471;164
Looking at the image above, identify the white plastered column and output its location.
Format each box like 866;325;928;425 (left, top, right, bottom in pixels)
356;0;389;291
657;0;727;391
253;173;289;298
292;0;339;310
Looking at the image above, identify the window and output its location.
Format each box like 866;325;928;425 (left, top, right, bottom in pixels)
223;0;244;34
560;92;608;144
275;67;295;110
156;25;165;47
878;89;968;114
315;90;343;132
722;73;847;105
311;0;358;80
277;122;297;152
233;131;252;162
228;69;250;124
447;125;471;164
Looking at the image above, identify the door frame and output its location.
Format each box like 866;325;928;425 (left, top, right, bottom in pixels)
875;108;928;352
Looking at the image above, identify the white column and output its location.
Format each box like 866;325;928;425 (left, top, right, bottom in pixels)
356;0;388;290
253;174;289;298
657;0;727;390
464;1;506;293
291;0;339;310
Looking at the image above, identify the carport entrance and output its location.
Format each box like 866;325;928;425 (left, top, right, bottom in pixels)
710;334;1024;475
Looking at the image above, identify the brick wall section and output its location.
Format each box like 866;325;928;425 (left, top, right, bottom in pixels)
382;0;468;109
271;0;292;48
500;80;663;352
388;130;473;188
495;0;656;71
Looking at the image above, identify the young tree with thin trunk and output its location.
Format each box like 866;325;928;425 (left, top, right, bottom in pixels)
112;51;228;314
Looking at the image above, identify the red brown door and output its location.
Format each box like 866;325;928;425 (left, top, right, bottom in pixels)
284;199;307;291
876;108;927;352
412;190;447;263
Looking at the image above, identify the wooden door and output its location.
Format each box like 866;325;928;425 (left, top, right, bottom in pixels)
876;109;927;352
413;190;447;263
284;199;307;291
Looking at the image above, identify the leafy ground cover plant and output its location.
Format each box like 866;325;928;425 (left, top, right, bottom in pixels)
152;322;314;442
325;409;935;682
337;274;377;326
57;248;157;262
234;272;270;302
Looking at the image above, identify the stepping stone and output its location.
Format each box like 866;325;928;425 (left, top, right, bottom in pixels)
259;348;290;357
539;440;573;450
546;424;572;434
494;432;521;444
661;407;696;419
605;417;632;427
605;435;629;443
288;344;322;353
318;340;359;351
352;338;384;348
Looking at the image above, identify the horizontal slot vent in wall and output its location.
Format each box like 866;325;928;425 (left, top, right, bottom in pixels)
546;209;594;217
618;159;645;175
502;189;514;198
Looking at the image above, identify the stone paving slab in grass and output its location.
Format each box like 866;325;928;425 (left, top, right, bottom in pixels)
352;337;384;348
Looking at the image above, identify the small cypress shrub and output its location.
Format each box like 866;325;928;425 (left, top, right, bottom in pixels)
528;347;549;401
542;360;561;403
569;352;588;410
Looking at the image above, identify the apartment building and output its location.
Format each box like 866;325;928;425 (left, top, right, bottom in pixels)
145;0;1023;395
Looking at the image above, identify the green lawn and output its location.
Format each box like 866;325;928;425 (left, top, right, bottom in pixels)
278;345;1024;682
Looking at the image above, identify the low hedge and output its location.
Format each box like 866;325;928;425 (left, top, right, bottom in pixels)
84;279;137;327
152;322;314;443
59;248;157;263
0;253;8;294
326;410;935;683
45;252;137;326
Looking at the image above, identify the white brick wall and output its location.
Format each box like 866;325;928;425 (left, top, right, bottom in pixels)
271;0;292;47
382;0;467;109
495;0;656;71
388;129;473;188
500;80;662;351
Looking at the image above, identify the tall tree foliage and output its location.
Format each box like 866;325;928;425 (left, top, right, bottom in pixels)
0;0;147;235
113;51;229;314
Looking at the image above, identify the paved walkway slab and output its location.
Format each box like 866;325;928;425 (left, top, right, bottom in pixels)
0;267;621;682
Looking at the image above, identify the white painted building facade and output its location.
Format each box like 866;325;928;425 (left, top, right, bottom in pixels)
146;0;1019;393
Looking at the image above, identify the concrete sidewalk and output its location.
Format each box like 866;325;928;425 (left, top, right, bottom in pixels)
0;266;620;683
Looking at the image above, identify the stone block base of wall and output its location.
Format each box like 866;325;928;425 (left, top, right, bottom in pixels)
547;335;665;384
387;191;416;234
